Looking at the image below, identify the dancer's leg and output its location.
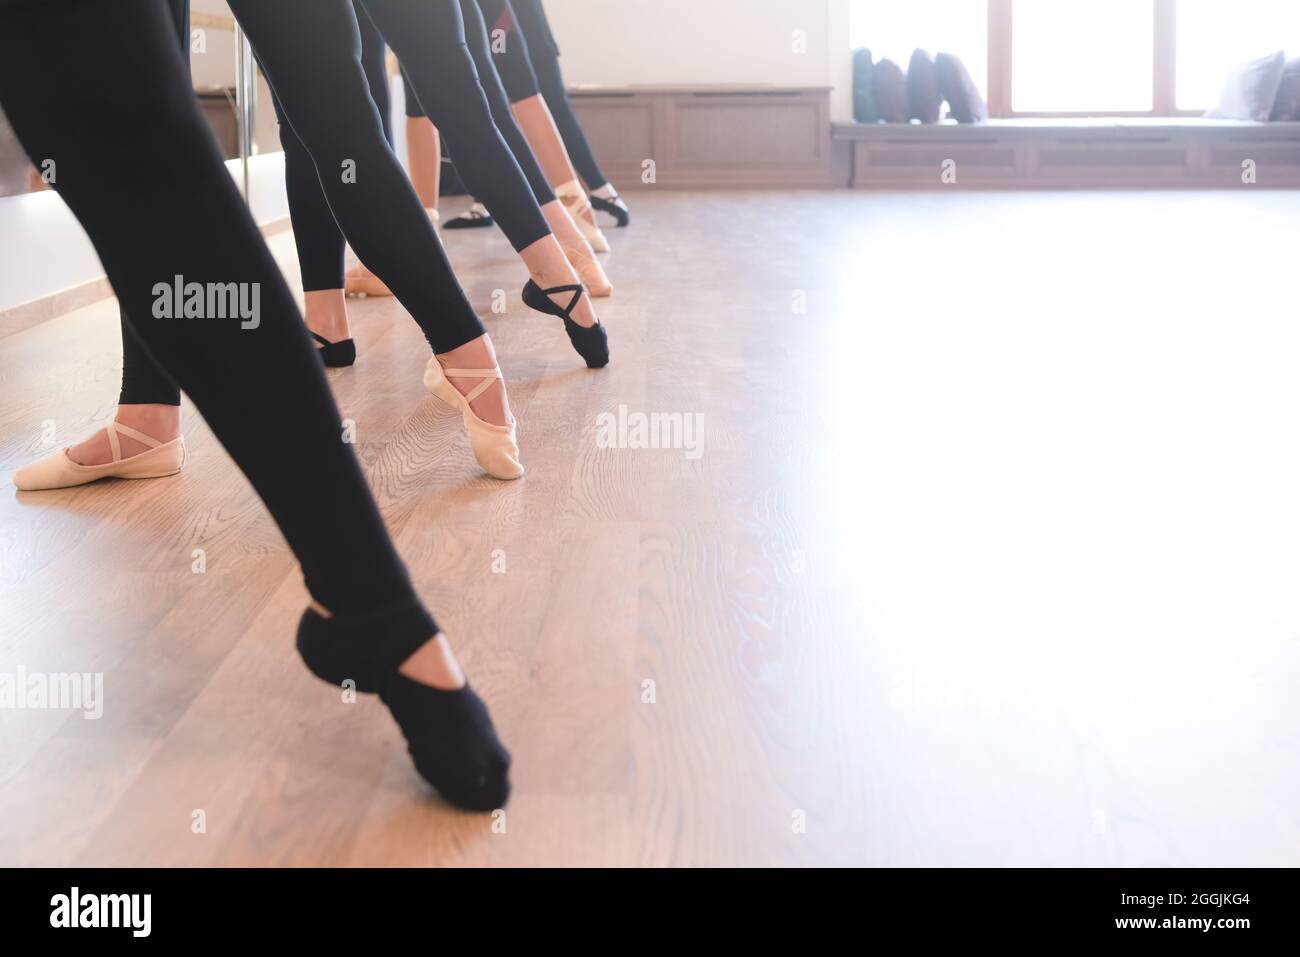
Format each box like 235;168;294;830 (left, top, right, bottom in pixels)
404;70;489;230
477;0;608;245
96;320;183;462
67;0;186;471
453;0;609;258
4;0;414;615
513;0;612;192
337;0;403;302
356;3;394;144
234;0;519;444
339;4;439;299
407;116;442;210
0;0;509;809
271;89;358;344
380;52;442;212
371;0;580;256
364;0;550;251
229;0;487;356
513;0;628;225
365;0;607;326
272;77;388;314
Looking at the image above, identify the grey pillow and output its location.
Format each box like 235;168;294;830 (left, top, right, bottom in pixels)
907;49;942;123
853;48;879;123
1205;51;1286;121
935;52;988;124
1270;58;1300;121
873;58;910;124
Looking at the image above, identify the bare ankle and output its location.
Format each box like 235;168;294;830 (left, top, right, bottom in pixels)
439;333;496;368
397;634;467;691
437;336;511;427
569;296;599;329
116;403;180;441
304;289;351;342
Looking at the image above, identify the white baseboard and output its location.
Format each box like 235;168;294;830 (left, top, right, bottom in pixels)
0;152;290;322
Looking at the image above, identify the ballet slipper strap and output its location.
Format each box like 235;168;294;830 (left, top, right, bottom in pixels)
544;285;584;317
463;379;498;404
108;421;164;452
560;192;592;215
439;367;502;405
305;595;439;673
555;179;585;200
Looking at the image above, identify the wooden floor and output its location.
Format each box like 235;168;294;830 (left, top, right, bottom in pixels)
1;189;1299;866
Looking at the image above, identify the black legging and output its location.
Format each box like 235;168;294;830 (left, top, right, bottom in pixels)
0;0;432;636
226;0;487;355
493;0;610;192
357;6;394;143
256;0;552;298
118;0;187;407
476;0;539;104
268;2;392;294
416;0;610;199
369;0;556;212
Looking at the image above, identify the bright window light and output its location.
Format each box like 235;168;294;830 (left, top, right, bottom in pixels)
1013;0;1154;112
1176;0;1300;111
850;0;989;102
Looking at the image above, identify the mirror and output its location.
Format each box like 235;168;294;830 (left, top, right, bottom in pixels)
192;0;280;163
0;0;280;200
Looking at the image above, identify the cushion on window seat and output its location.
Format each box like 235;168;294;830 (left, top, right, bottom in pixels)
1206;51;1286;121
852;47;879;123
935;52;987;124
873;58;909;123
907;49;942;123
1271;57;1300;122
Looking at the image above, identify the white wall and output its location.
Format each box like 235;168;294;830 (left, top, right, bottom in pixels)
0;154;289;313
545;0;853;120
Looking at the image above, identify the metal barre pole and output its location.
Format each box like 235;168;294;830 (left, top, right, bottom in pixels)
233;25;255;204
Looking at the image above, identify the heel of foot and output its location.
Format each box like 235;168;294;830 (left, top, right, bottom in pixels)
296;598;438;694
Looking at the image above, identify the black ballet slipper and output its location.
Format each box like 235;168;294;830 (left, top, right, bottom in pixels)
380;673;511;812
296;597;511;811
443;202;495;230
521;279;610;369
590;194;630;228
296;596;434;690
311;331;357;368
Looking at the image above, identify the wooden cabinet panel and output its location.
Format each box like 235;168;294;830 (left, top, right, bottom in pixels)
836;121;1300;189
571;86;832;189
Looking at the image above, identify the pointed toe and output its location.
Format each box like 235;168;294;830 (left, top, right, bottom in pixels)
424;358;525;481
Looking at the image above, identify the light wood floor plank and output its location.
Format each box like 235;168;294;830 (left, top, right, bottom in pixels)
2;191;1299;865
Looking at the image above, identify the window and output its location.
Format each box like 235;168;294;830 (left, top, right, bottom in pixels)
1012;0;1154;113
1176;0;1300;111
849;0;1300;118
850;0;989;104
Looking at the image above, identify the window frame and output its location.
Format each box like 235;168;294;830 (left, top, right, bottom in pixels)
986;0;1201;118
